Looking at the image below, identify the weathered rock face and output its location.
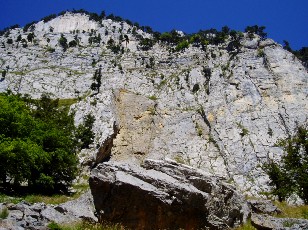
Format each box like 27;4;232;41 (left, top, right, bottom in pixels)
0;191;96;230
89;159;250;230
35;13;98;34
251;213;308;230
0;13;307;196
247;199;281;215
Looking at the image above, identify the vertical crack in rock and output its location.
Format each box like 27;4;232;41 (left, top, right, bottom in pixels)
278;112;290;137
94;121;119;165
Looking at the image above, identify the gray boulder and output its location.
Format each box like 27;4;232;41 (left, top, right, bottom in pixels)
56;190;97;222
251;213;308;230
0;190;96;229
90;159;250;230
248;199;281;215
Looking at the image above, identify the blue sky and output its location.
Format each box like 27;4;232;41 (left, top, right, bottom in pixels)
1;0;307;50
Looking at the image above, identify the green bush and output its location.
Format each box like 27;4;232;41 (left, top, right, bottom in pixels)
58;34;68;51
48;221;62;230
68;40;77;48
263;125;308;203
46;46;55;53
139;38;155;51
175;40;189;52
6;38;13;44
76;114;95;149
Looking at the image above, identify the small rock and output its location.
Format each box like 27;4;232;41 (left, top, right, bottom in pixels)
248;199;281;214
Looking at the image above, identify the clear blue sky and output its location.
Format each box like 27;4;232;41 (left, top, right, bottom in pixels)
1;0;307;50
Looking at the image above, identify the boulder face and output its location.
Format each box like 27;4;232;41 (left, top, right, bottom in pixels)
89;159;250;230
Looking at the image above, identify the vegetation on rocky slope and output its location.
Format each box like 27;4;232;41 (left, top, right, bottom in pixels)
263;126;308;204
0;93;94;194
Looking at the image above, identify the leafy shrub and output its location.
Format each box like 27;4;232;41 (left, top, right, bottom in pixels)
192;83;200;93
42;14;57;23
6;38;13;44
263;126;308;203
174;40;189;52
88;34;101;45
68;40;77;47
58;34;68;51
48;221;62;230
46;46;55;53
148;95;158;100
90;67;102;93
245;25;267;39
27;33;35;43
257;48;265;57
76;114;95;149
138;38;155;51
106;38;121;54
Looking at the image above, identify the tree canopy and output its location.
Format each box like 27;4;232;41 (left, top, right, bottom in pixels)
0;93;82;193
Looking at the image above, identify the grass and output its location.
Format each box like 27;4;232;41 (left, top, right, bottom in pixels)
233;219;256;230
0;193;75;205
236;122;249;137
0;182;89;205
148;95;158;100
274;201;308;219
234;202;308;230
0;207;9;219
48;221;125;230
58;98;79;107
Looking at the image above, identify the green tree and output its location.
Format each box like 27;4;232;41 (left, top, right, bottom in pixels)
6;38;13;44
27;33;35;43
58;34;68;51
16;34;22;42
283;40;292;52
139;38;155;51
124;34;129;47
245;25;267;39
76;114;95;149
174;40;189;52
90;67;102;93
69;40;77;47
263;125;308;203
0;93;78;193
1;70;6;79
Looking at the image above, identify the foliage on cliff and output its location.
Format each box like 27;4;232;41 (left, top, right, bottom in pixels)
0;93;93;193
264;125;308;203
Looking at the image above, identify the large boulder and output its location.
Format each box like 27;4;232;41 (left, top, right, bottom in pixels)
89;159;250;230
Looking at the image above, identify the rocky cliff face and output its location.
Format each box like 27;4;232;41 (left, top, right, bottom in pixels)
0;12;307;197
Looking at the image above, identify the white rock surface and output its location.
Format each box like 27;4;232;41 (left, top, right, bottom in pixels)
0;14;307;197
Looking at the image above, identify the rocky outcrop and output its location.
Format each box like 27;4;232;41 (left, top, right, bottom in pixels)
251;213;308;230
248;199;281;215
0;191;96;230
89;159;250;230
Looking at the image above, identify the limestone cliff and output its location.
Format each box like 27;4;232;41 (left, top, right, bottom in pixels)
0;12;307;197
